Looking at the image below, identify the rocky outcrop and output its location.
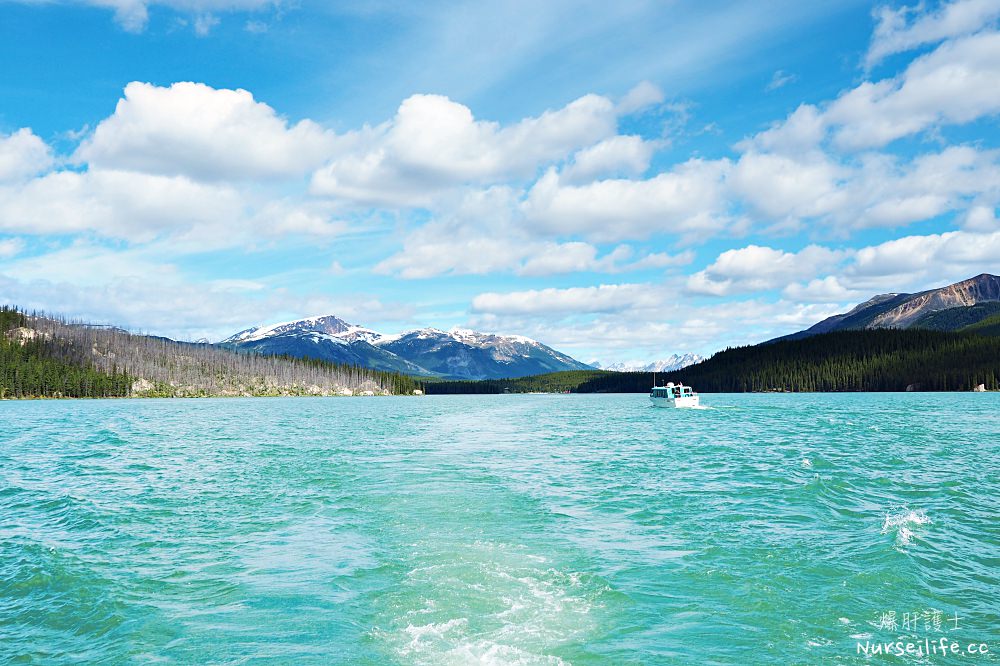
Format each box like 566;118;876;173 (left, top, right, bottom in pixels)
870;274;1000;329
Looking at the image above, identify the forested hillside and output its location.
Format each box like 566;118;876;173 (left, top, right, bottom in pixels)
1;307;131;398
1;307;419;399
575;329;1000;393
427;329;1000;394
424;370;608;394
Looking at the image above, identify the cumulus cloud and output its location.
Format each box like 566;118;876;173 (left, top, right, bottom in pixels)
849;229;1000;280
739;104;826;154
471;283;655;315
616;80;665;114
743;30;1000;153
467;291;847;359
963;204;999;230
830;31;1000;149
0;242;415;340
731;151;848;221
0;168;246;242
0;167;342;245
76;81;335;181
782;275;867;303
561;135;656;183
778;228;1000;300
866;0;1000;68
687;244;848;296
0;129;53;182
524;159;732;241
310;93;618;207
729;138;1000;231
372;187;686;278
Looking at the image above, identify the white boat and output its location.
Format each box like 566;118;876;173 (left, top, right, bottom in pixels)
649;381;700;408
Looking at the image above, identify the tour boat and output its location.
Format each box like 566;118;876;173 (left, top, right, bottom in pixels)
649;381;700;408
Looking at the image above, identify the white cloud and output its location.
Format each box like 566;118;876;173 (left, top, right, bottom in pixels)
524;159;732;241
0;168;246;242
310;93;618;207
866;0;1000;68
617;80;665;114
743;30;1000;153
467;293;847;358
0;237;25;259
0;167;342;245
778;229;1000;298
687;244;847;296
193;13;221;35
561;135;656;183
782;275;866;303
731;151;847;220
372;187;687;278
830;30;1000;150
0;242;415;340
0;129;53;182
739;104;826;154
849;229;1000;280
471;283;655;315
33;0;277;33
963;204;999;230
765;69;797;91
76;81;335;181
847;146;1000;228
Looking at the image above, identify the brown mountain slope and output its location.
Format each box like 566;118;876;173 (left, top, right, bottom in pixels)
869;274;1000;328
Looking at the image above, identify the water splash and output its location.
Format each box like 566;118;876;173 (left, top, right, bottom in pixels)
881;508;931;547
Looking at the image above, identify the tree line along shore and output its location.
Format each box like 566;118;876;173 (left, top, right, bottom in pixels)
3;306;999;400
425;329;1000;394
0;307;420;399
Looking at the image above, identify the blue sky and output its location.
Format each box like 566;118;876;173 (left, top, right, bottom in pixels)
1;0;999;364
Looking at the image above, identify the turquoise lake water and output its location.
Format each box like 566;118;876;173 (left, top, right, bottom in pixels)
1;393;998;665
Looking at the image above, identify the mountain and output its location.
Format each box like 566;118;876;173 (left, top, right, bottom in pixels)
591;354;703;372
427;327;1000;394
376;327;592;380
221;317;592;380
221;315;429;376
778;274;1000;341
0;307;419;399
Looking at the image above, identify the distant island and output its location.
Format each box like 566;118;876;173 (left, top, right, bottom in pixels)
2;273;999;399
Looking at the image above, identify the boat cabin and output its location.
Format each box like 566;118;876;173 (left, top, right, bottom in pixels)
650;382;693;399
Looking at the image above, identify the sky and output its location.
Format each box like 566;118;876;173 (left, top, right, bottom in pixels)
1;0;999;365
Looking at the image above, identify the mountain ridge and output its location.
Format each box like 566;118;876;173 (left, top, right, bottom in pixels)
776;273;1000;341
590;354;704;372
221;316;593;380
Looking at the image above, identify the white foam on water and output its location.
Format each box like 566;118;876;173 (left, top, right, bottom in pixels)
801;458;813;468
881;508;931;547
379;541;602;666
402;617;469;651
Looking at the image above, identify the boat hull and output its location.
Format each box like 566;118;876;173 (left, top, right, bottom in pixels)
650;395;700;408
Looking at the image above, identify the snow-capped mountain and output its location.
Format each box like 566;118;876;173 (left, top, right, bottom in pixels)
221;315;428;375
220;316;592;380
591;354;704;373
377;327;592;380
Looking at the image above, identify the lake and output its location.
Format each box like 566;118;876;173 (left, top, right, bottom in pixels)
1;393;998;664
